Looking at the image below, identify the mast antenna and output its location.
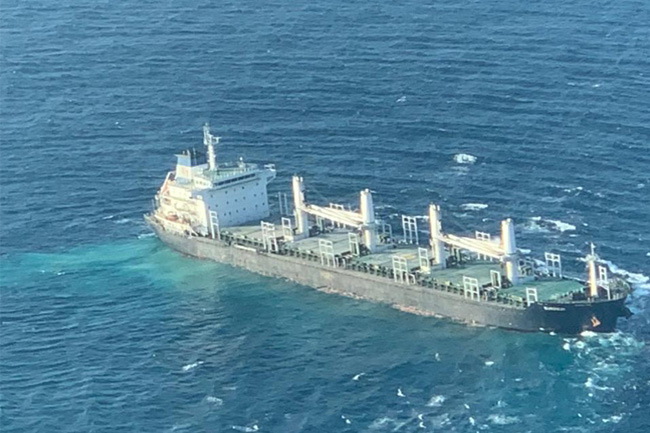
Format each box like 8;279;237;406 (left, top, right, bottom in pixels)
203;123;220;171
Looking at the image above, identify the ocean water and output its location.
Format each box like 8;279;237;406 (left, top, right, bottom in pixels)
1;0;649;431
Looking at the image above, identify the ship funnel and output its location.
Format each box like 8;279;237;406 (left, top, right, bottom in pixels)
428;204;446;268
501;218;519;285
203;123;220;171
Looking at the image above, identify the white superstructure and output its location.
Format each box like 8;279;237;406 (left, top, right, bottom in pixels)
153;124;276;236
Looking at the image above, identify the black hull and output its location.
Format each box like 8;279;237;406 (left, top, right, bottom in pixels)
147;218;629;334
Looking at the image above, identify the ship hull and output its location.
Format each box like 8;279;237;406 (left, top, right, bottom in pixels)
148;219;629;334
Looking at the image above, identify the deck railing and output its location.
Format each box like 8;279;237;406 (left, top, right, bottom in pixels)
208;230;627;308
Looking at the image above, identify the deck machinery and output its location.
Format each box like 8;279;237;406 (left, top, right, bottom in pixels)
146;125;631;333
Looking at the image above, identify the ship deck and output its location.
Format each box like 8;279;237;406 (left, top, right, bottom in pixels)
224;224;583;303
506;279;583;302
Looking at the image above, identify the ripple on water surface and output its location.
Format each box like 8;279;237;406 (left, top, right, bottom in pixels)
1;0;650;431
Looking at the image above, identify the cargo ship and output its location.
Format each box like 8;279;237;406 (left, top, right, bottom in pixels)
145;124;631;333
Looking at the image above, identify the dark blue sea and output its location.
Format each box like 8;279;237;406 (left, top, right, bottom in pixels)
1;0;649;431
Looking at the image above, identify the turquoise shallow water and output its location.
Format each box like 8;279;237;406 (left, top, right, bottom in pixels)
1;0;650;431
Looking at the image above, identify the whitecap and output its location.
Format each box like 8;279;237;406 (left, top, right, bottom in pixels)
602;414;623;423
352;372;365;381
545;219;576;232
138;232;155;239
397;388;406;397
206;396;223;406
231;425;258;432
521;219;550;234
114;218;131;225
468;416;475;426
426;395;446;407
102;215;115;220
484;360;495;366
396;96;407;103
182;361;203;372
580;330;598;338
460;203;488;211
487;414;520;425
523;217;575;233
453;153;477;164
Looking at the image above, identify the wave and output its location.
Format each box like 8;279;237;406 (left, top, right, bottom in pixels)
182;361;203;372
533;216;576;232
524;217;576;233
545;219;576;232
600;259;649;287
584;376;613;392
460;203;488;211
231;425;258;432
563;186;584;194
369;416;394;429
429;413;451;428
426;395;446;407
453;153;477;164
206;396;223;406
601;414;623;424
487;414;520;425
521;219;551;234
